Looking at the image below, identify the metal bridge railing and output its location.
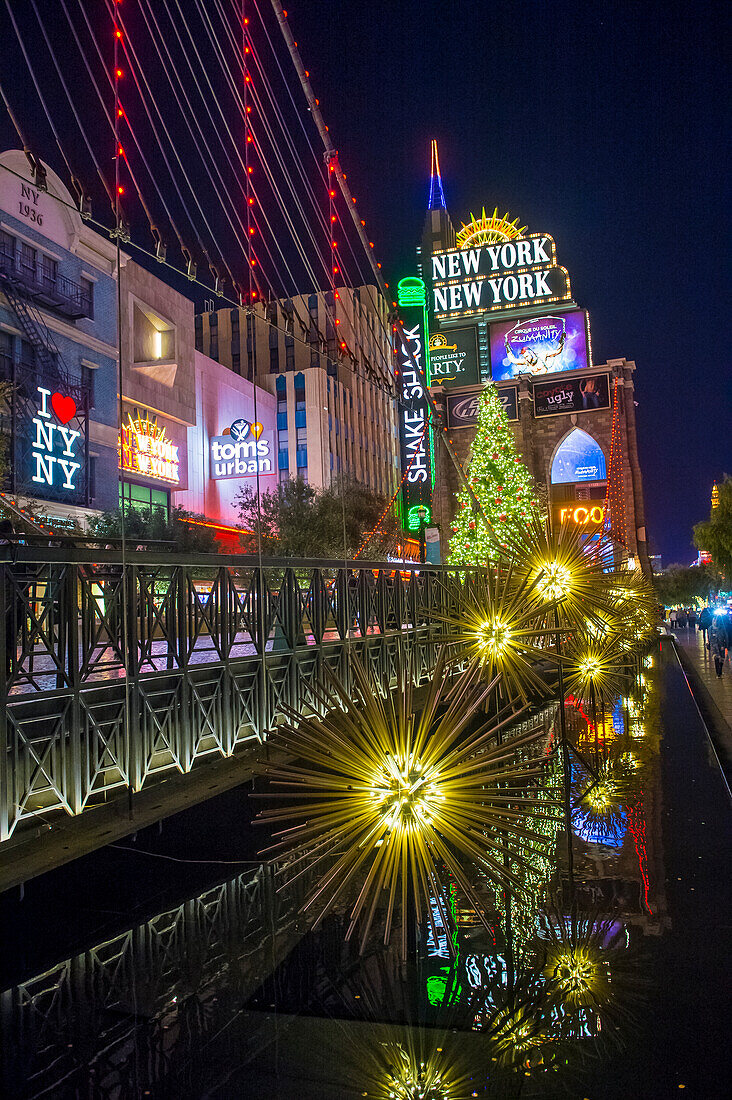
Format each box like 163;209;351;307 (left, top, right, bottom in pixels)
0;549;469;841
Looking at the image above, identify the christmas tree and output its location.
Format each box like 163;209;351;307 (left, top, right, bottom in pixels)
448;385;541;565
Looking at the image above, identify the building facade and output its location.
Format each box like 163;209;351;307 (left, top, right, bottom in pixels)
400;150;650;571
195;287;400;497
0;149;119;526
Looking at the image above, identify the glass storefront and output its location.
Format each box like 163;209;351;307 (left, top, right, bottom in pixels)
119;479;170;517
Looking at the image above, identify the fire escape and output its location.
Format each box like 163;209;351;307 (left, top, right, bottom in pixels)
0;249;90;505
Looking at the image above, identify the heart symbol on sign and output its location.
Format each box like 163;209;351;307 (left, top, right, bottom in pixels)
51;393;77;425
250;422;263;440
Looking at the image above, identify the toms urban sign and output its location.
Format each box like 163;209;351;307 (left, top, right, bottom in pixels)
431;233;571;317
210;418;275;479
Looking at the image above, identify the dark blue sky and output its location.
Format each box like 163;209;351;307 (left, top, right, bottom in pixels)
0;1;726;564
292;0;729;565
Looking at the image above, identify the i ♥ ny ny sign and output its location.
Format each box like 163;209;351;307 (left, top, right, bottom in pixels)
31;385;82;491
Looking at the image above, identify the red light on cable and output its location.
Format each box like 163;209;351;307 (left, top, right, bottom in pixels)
248;197;254;205
117;185;124;195
330;215;336;223
116;68;123;78
115;29;122;40
329;189;335;197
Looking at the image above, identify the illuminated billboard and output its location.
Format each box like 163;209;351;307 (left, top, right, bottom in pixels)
534;372;610;418
490;310;590;381
446;385;517;428
209;417;275;480
396;277;433;529
430;233;571;318
427;326;479;386
120;413;180;484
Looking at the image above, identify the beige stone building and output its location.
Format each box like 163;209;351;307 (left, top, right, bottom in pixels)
431;358;649;570
194;286;400;496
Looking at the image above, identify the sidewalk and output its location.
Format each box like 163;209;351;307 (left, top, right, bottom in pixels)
672;625;732;774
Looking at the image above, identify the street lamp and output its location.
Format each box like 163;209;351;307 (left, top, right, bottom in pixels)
416;504;427;564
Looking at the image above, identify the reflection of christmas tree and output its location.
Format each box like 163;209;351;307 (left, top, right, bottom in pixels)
448;385;541;565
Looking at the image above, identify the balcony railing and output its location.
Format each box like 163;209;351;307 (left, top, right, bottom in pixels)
0;248;91;319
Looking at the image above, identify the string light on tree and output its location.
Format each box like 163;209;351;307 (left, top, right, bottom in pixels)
448;385;541;566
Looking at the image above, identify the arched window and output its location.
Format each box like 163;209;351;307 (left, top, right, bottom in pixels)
550;428;606;484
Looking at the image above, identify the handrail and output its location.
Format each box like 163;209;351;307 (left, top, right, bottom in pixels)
0;545;464;571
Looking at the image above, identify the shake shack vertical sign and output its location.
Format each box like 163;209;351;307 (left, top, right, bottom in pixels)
431;233;571;317
428;326;479;386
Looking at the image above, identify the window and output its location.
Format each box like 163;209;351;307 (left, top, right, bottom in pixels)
0;327;11;380
19;241;35;275
81;364;96;409
209;331;219;360
294;373;306;414
194;313;203;351
80;277;94;319
246;313;255;379
38;254;57;292
0;229;14;265
551;429;607;484
231;309;241;373
295;426;307;447
119;481;170;518
19;339;35;371
278;449;289;470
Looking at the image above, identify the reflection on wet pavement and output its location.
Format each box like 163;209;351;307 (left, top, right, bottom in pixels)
1;639;730;1098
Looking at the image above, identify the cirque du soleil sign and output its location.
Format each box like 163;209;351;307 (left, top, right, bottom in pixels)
119;415;180;484
31;386;82;491
430;233;571;317
210;417;275;480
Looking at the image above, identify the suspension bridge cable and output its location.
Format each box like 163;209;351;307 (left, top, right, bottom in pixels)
71;0;192;262
106;0;235;286
5;0;116;213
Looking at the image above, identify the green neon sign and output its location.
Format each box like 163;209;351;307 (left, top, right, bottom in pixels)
397;276;426;308
407;504;431;532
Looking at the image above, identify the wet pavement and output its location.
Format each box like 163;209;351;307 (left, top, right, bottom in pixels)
673;626;732;773
1;638;730;1099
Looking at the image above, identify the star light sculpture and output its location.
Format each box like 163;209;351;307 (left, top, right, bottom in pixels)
561;637;631;704
538;905;646;1045
254;651;561;958
507;517;617;631
434;566;557;701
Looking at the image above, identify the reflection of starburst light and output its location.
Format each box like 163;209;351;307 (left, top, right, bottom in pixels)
255;652;560;957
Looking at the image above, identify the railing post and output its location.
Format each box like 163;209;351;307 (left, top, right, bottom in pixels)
126;563;143;793
177;564;194;771
65;563;83;816
0;560;9;842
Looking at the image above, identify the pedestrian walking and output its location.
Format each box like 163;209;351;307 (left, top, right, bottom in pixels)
669;608;677;630
688;608;697;632
710;610;731;678
699;605;712;647
677;608;687;631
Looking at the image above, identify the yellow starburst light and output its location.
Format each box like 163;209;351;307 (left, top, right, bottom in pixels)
562;638;631;703
455;206;528;248
254;651;561;957
538;905;647;1042
435;567;556;700
508;516;618;630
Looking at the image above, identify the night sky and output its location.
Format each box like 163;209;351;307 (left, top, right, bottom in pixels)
0;0;727;564
290;0;729;565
